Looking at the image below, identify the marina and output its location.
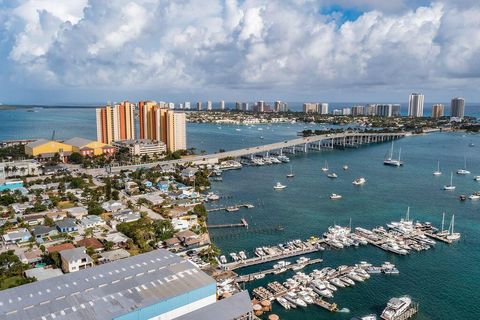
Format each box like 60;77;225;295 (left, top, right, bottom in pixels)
206;202;255;212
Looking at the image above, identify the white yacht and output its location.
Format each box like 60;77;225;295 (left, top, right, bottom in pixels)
276;297;291;310
343;165;349;170
383;142;403;167
274;182;287;190
321;160;329;172
353;315;377;320
443;172;456;190
456;157;470;175
380;296;412;320
273;261;291;269
330;193;342;200
327;173;338;179
329;278;346;288
278;155;290;163
468;193;480;200
238;251;247;260
433;161;442;176
219;255;227;264
285;292;307;307
352;177;366;185
229;252;239;261
446;214;461;241
474;176;480;181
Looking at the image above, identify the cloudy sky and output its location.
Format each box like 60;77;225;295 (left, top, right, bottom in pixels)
0;0;479;104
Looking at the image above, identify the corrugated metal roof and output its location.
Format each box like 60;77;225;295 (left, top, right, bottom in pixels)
25;139;50;148
175;291;253;320
63;137;92;148
0;249;215;320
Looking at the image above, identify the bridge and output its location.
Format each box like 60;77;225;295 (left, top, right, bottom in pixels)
98;131;408;174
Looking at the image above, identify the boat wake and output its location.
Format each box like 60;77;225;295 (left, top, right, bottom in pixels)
338;308;350;313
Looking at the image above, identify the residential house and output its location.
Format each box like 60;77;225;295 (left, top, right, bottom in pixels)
79;215;106;229
125;181;139;195
56;218;78;233
47;243;76;254
46;210;67;221
23;213;45;226
104;232;130;248
181;167;198;179
101;200;124;213
172;218;189;231
157;181;170;192
11;203;33;214
2;228;32;244
19;249;43;264
141;193;164;205
32;225;58;239
77;237;104;253
24;268;63;281
66;207;88;219
60;247;94;273
98;249;130;263
111;210;141;223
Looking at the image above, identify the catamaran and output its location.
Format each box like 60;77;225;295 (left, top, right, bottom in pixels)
321;160;329;172
443;172;456;190
286;165;295;178
433;161;442;176
383;142;403;166
456;157;470;175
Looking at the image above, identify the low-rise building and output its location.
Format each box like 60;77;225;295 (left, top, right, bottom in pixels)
98;248;131;263
24;267;63;281
63;137;115;157
66;206;88;219
2;228;32;244
104;232;130;248
181;167;198;179
56;218;78;233
101;200;124;212
24;139;73;162
60;246;94;273
32;225;58;239
77;237;104;252
23;213;45;226
46;210;68;221
79;215;106;228
0;160;41;182
112;139;166;157
47;242;76;254
111;209;141;223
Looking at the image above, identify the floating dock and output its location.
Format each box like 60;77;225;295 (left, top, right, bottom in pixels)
206;203;254;212
236;258;323;283
315;299;338;312
208;218;249;229
424;232;453;244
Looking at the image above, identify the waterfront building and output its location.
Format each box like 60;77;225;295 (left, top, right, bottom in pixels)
255;101;266;112
408;93;424;117
431;104;445;118
178;103;184;109
196;101;202;111
206;101;213;111
351;105;365;116
184;101;191;109
64;137;115;157
391;104;401;116
332;109;343;115
0;160;40;182
166;111;187;152
25;139;73;161
112;139;166;157
451;97;465;119
274;100;288;112
241;102;249;111
96;101;135;144
342;107;352;116
366;104;376;116
220;100;225;110
0;249;253;320
319;103;329;114
303;103;317;113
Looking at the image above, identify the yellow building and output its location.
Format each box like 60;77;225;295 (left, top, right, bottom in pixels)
63;137;115;157
25;139;73;159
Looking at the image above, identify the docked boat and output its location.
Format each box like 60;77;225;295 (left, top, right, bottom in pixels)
433;160;442;176
330;278;346;288
446;214;461;241
286;165;295;178
327;173;338;179
226;206;239;212
321;160;329;172
207;192;220;201
274;267;287;274
352;315;377;320
380;296;412;320
276;296;291;310
285;292;307;307
253;274;265;280
352;177;366;185
273;182;287;190
456;157;470;175
255;247;265;257
278;155;290;163
347;272;364;282
443;172;456;190
238;251;247;260
330;193;342;200
229;252;239;261
273;261;291;269
219;255;227;264
340;276;355;286
383;142;403;167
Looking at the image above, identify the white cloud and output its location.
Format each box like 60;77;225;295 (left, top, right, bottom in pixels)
1;0;480;101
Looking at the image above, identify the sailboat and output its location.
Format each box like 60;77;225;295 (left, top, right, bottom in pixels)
383;142;403;166
443;172;456;190
321;160;329;172
456;157;470;175
287;165;295;178
446;214;461;241
438;212;448;236
433;161;442;176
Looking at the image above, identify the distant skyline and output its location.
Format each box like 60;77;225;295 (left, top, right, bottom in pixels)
1;0;480;104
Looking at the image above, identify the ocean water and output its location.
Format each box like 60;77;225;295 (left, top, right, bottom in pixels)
1;107;480;319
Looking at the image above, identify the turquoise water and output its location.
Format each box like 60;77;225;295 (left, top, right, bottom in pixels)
1;107;480;319
208;132;480;320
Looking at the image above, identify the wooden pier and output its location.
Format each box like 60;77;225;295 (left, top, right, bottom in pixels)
222;242;324;271
206;203;254;212
424;232;453;244
208;218;249;229
235;258;323;283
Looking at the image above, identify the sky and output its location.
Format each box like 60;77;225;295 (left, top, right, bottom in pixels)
0;0;479;104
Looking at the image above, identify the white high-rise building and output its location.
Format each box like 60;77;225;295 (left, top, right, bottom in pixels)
206;101;212;111
408;93;424;117
220;100;225;110
168;102;175;110
184;102;191;110
319;103;329;115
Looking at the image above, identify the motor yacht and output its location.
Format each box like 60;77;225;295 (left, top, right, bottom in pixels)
274;182;287;190
327;173;338;179
352;177;366;185
380;296;412;320
330;193;342;200
276;296;291;310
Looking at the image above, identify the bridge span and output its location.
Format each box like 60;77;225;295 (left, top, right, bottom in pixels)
103;131;408;173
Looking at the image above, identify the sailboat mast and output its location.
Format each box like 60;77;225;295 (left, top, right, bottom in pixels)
441;212;445;232
437;161;440;172
398;148;402;162
451;214;455;234
390;142;394;159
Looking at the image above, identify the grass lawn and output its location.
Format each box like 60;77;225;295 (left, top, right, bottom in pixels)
57;201;75;209
0;275;31;290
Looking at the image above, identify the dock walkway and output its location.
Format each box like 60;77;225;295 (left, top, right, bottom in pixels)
206;203;254;212
208;218;249;229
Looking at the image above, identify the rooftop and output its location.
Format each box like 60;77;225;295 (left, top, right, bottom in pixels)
0;249;215;320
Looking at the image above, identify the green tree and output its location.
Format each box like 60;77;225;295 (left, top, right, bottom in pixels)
87;201;103;215
152;220;175;241
69;152;84;164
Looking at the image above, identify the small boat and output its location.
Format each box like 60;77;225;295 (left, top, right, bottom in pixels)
474;176;480;181
352;177;366;185
433;161;442;176
330;193;342;200
446;214;461;241
253;274;265;280
287;165;295;178
339;276;355;286
459;195;466;201
277;155;290;163
274;182;287;190
238;251;247;259
380;296;412;320
219;255;227;264
330;278;346;288
321;160;329;172
229;252;239;261
343;165;349;170
443;172;456;190
276;296;291;310
456;157;470;175
285;292;307;307
468;193;480;200
327;173;338;179
352;315;377;320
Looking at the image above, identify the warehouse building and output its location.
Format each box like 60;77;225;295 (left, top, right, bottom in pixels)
64;137;115;157
0;249;253;320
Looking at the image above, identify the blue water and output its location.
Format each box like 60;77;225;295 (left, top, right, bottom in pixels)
1;106;480;319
